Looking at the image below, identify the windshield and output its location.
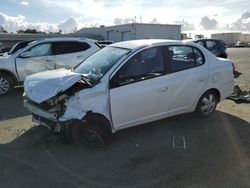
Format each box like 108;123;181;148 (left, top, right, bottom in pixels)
74;46;130;82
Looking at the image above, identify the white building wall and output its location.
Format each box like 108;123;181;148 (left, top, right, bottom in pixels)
77;23;181;42
241;34;250;42
135;24;181;40
211;33;242;44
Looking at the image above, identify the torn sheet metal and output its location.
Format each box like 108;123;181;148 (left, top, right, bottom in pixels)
59;82;112;127
228;85;250;103
24;68;81;103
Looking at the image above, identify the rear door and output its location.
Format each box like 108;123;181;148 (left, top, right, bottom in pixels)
15;43;55;81
53;41;97;69
164;45;209;115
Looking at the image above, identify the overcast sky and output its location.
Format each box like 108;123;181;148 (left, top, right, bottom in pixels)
0;0;250;37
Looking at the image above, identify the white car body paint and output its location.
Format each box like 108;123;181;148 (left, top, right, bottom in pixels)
24;39;234;133
24;68;81;103
55;48;99;69
59;82;111;125
0;37;100;82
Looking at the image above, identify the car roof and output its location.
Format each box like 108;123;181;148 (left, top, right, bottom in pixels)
186;38;224;42
38;37;96;43
109;39;189;50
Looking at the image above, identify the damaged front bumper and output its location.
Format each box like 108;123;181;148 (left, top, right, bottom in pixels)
24;100;59;122
24;99;85;131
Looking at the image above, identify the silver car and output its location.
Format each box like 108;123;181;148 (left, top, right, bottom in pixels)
0;37;100;96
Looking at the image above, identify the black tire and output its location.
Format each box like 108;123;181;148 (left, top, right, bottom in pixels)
195;91;218;117
71;119;110;148
0;73;13;96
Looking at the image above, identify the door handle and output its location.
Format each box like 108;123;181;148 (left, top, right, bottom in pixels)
157;86;168;92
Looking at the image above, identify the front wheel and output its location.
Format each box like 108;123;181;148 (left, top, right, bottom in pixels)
195;91;218;117
0;73;13;96
71;121;110;148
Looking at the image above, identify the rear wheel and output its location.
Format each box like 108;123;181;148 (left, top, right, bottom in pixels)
195;91;218;117
0;73;13;96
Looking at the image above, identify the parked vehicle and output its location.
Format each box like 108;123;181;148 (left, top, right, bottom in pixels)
96;40;113;48
189;39;228;58
24;39;234;147
227;43;236;48
235;41;248;48
8;40;34;55
0;37;100;96
0;41;35;57
0;46;11;55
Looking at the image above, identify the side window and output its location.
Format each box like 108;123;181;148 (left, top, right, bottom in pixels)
21;43;52;57
206;40;216;50
115;47;164;85
78;42;90;51
169;46;195;72
52;42;90;55
197;41;204;47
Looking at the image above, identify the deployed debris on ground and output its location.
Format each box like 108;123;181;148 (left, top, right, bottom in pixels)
234;70;242;79
228;85;250;103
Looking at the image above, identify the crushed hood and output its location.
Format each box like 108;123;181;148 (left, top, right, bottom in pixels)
24;68;81;103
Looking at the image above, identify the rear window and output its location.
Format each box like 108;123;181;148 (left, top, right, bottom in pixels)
52;41;90;55
206;40;217;49
168;45;205;73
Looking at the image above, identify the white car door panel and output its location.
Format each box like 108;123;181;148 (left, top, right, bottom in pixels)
167;66;209;115
109;46;169;130
15;43;55;81
110;75;170;130
54;42;99;69
166;45;209;115
54;52;82;69
15;56;55;81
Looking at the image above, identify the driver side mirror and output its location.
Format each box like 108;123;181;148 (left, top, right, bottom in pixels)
20;51;31;58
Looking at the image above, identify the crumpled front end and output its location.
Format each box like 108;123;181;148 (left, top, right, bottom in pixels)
24;90;76;130
24;81;111;133
24;80;92;131
59;84;111;123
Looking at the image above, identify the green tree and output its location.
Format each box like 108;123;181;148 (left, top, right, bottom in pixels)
0;26;8;33
17;29;46;34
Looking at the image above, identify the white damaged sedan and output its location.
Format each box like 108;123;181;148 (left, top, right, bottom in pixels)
24;39;234;146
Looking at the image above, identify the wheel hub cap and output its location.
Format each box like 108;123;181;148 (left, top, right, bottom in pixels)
201;94;216;115
83;128;104;147
0;77;9;94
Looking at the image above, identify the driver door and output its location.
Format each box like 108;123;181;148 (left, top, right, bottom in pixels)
109;46;170;131
15;43;55;81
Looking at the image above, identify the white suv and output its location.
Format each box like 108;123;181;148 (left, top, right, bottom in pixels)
24;39;234;147
0;37;100;96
